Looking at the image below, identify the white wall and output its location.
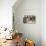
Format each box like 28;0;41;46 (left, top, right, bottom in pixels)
0;0;16;30
13;0;41;46
41;0;46;46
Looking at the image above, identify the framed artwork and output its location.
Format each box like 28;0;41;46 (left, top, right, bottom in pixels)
23;15;36;24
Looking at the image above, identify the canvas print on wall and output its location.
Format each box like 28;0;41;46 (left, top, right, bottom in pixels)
23;15;36;24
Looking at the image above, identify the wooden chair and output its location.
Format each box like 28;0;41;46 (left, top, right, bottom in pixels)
14;33;23;46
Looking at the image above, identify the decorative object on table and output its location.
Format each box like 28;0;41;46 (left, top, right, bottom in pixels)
25;40;35;46
6;29;13;40
23;15;36;24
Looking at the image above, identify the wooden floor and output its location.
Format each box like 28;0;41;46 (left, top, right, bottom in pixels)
0;39;16;46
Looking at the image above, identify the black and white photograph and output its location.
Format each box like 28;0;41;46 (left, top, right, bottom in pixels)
23;15;36;24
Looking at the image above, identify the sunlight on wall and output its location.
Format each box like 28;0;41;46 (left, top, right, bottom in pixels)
0;0;16;30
